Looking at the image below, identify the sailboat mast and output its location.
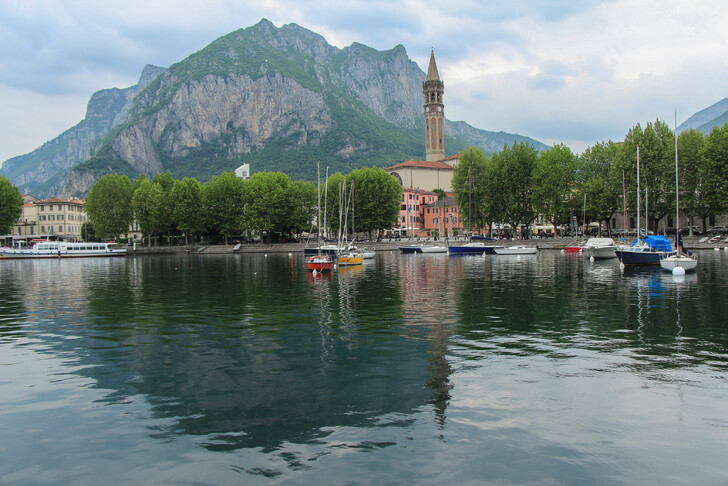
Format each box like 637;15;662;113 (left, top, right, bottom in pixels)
674;111;680;245
636;145;641;239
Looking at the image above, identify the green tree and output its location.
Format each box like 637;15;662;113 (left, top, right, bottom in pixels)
347;167;401;239
132;177;165;246
85;174;133;240
532;144;577;230
202;171;246;245
243;172;292;242
485;142;538;238
169;177;205;245
675;129;705;233
616;120;675;233
580;141;622;235
699;123;728;222
280;179;317;239
151;172;175;237
0;176;23;235
451;147;489;232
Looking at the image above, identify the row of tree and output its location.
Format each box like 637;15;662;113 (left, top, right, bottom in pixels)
84;167;402;244
452;121;728;237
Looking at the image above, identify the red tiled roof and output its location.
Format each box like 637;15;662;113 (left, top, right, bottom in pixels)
402;187;438;195
385;159;455;170
37;197;84;205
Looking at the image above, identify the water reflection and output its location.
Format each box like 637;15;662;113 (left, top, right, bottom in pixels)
2;250;728;484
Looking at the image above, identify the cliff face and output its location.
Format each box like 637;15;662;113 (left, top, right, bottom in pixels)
1;65;165;195
4;19;547;197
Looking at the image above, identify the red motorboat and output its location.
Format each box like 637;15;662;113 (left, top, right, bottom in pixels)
306;254;334;272
564;245;585;253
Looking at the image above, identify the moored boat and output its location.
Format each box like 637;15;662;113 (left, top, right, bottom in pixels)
659;251;697;272
614;235;672;266
399;244;424;254
584;238;617;260
306;254;334;272
448;242;504;255
361;248;376;259
0;240;126;259
421;244;447;253
337;250;364;266
494;246;538;255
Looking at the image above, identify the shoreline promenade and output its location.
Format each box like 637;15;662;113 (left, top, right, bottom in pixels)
130;235;727;255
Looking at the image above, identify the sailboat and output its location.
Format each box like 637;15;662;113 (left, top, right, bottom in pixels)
614;145;673;265
306;163;334;273
660;115;698;273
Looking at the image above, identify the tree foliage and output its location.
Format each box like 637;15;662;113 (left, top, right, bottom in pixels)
85;174;133;240
0;176;23;235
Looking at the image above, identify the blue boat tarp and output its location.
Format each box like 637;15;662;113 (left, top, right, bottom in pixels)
630;235;672;252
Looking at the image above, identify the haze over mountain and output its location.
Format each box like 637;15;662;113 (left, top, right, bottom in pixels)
1;19;549;197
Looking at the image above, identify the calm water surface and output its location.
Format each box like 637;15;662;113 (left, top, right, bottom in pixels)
1;250;728;485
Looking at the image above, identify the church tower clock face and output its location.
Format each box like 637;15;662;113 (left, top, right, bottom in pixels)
423;49;444;162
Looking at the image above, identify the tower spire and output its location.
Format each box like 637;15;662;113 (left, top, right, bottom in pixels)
423;50;444;161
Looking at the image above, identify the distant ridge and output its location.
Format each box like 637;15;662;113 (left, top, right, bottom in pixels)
677;98;728;134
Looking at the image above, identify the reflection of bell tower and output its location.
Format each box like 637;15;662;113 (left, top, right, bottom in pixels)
423;49;444;162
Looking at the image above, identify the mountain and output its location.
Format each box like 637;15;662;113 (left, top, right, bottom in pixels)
676;98;728;135
1;19;549;197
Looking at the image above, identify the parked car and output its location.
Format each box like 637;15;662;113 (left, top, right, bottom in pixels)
707;226;727;235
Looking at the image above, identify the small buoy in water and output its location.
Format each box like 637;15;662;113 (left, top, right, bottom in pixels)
672;266;686;277
560;249;564;253
265;253;268;257
589;256;595;262
517;255;521;261
334;264;338;269
288;252;292;257
579;248;584;253
312;269;317;275
715;248;720;251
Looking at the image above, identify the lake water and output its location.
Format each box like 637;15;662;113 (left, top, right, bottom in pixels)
1;250;728;485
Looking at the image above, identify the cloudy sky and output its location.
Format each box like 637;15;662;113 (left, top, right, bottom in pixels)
1;0;727;165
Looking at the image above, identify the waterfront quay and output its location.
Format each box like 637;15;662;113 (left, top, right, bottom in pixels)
130;235;726;255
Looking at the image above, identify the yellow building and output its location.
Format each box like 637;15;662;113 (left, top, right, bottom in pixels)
12;196;87;241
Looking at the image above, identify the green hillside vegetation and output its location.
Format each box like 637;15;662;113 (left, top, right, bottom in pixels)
698;113;728;135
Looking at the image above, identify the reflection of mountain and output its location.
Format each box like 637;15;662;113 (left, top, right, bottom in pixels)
26;254;452;452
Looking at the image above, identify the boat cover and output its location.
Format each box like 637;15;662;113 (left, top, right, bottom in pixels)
630;235;672;252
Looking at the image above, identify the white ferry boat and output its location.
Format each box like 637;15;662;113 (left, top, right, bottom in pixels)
0;240;127;259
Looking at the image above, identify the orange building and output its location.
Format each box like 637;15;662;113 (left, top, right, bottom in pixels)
394;187;438;237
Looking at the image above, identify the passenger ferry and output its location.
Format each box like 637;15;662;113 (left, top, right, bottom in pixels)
0;240;127;259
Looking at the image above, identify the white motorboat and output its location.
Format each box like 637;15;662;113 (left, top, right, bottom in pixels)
494;246;538;255
584;238;617;259
421;245;447;254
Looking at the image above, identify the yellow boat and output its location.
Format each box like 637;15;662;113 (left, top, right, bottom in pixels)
337;250;364;266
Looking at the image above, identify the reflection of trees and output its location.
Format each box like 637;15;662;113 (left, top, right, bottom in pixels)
0;261;28;343
76;254;441;452
452;252;722;373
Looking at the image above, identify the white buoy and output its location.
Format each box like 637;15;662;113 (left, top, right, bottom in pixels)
288;252;292;257
590;256;595;262
517;255;521;261
265;253;268;257
312;269;317;275
560;249;565;253
715;248;720;251
672;266;686;277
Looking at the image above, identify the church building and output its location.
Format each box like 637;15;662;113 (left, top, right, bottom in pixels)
385;50;460;193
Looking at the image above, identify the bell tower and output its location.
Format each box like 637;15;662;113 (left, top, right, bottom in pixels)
423;49;444;161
